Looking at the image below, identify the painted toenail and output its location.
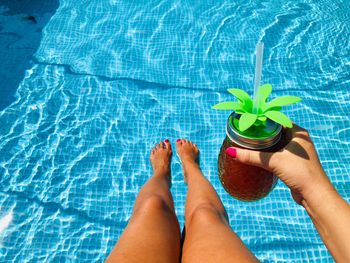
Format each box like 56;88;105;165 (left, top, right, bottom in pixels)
165;139;169;143
176;139;181;142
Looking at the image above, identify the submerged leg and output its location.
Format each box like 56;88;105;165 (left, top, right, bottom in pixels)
107;140;181;263
176;139;258;263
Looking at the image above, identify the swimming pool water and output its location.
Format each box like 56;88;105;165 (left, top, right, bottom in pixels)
1;0;349;262
0;0;59;110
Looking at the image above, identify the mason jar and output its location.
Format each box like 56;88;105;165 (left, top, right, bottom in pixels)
218;112;287;201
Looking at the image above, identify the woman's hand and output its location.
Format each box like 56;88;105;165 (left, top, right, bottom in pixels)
226;123;350;262
226;124;334;204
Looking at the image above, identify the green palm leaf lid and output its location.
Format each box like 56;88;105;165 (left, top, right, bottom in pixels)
212;84;301;132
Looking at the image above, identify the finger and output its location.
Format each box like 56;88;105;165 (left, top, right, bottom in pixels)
285;124;311;146
291;123;308;136
291;122;305;131
225;147;280;172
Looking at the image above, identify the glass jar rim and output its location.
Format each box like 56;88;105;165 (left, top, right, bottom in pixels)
226;112;282;150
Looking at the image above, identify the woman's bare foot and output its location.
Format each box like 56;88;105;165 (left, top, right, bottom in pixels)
176;139;200;183
150;140;172;176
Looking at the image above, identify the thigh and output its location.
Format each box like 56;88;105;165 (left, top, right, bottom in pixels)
182;207;259;263
106;197;181;263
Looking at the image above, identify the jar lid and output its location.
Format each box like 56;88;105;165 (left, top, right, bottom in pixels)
226;112;282;150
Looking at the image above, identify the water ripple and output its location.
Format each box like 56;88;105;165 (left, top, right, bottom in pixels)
1;0;350;262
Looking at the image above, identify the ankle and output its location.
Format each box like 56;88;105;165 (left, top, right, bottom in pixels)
153;165;171;176
181;156;198;166
182;159;199;172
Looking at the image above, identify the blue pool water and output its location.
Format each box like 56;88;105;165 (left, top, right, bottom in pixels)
0;0;59;111
0;0;349;262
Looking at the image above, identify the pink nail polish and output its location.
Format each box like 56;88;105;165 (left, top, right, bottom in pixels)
176;139;181;142
164;139;169;143
226;147;237;158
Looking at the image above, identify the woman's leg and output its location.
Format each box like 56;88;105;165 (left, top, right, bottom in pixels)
107;140;181;263
176;139;259;263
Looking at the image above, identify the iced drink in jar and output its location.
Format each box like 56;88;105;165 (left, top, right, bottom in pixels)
218;112;287;201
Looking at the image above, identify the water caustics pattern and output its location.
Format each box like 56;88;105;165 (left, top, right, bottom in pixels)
1;0;350;262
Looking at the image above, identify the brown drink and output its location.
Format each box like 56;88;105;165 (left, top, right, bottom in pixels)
218;112;287;201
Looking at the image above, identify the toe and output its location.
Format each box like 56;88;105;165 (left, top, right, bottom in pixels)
164;139;171;150
152;142;162;152
157;142;163;149
151;148;156;156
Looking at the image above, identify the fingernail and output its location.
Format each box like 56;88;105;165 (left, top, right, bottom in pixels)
226;147;237;158
164;139;169;143
176;139;181;142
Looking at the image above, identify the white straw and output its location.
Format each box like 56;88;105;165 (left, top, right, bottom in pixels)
253;42;264;114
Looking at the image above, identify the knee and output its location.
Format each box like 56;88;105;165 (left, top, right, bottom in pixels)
135;195;174;215
186;204;228;228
